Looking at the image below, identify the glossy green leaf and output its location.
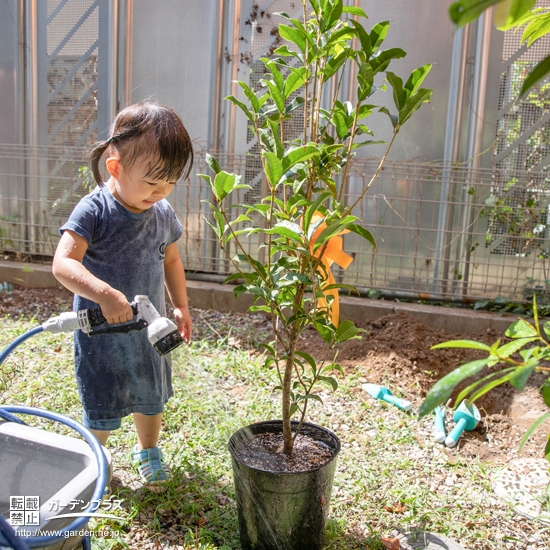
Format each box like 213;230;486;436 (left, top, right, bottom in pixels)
300;393;324;405
225;95;254;122
506;319;539;338
431;339;492;351
263;80;286;113
357;62;374;101
519;411;550;451
320;0;343;32
334;319;365;344
266;119;284;158
314;321;333;343
350;20;372;58
450;0;503;27
521;54;550;95
378;106;398;128
495;0;537;27
418;358;489;418
522;11;550;46
496;337;538;358
284;96;305;116
323;50;349;80
385;71;405;110
370;48;406;75
295;350;317;371
284;67;307;97
264;60;285;92
279;24;307;53
543;379;550;407
399;88;433;125
352;139;386;149
318;375;339;391
213;171;242;201
370;21;390;49
273;44;303;61
263;221;304;242
303;192;332;234
313;215;358;249
404;65;433;96
263;151;284;187
342;6;368;17
509;364;537;390
454;366;517;404
249;305;272;313
237;81;260;113
282;145;320;172
348;223;376;247
206;154;222;174
466;371;515;404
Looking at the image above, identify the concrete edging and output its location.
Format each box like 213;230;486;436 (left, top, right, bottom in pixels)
0;260;520;334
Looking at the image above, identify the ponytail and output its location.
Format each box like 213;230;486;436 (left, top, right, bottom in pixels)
89;138;112;186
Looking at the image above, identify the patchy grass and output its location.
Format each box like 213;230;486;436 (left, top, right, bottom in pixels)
0;312;549;549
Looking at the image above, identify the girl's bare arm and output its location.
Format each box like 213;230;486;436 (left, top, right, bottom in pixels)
52;230;133;324
164;242;192;342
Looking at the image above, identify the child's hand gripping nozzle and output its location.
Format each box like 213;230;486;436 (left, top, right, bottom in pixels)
445;400;480;448
362;383;413;411
41;295;184;356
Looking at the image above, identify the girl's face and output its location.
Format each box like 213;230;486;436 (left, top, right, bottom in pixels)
105;155;176;213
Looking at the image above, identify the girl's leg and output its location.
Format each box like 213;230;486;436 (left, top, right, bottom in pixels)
133;412;162;449
90;429;110;446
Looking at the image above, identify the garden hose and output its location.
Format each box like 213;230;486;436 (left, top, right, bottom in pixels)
0;514;30;550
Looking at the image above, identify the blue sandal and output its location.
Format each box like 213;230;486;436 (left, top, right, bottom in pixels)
131;445;171;483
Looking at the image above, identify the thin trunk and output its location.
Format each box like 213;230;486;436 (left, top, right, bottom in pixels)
282;324;299;455
282;286;305;455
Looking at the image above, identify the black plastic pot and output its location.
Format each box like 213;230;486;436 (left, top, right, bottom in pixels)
228;420;340;550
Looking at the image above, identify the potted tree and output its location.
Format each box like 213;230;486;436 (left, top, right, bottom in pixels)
200;1;433;548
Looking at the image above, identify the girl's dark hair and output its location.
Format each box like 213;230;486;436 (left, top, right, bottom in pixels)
89;101;194;185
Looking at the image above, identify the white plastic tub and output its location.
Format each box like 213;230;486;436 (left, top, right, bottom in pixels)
0;420;111;550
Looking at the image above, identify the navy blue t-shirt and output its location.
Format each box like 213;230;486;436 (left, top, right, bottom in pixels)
60;185;183;420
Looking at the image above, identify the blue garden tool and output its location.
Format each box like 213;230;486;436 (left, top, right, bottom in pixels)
445;400;481;448
362;383;412;411
433;405;446;443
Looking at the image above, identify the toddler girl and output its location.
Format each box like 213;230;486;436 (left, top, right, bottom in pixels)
53;101;193;484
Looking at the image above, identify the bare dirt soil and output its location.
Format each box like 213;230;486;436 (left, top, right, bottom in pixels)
297;310;549;464
1;285;548;465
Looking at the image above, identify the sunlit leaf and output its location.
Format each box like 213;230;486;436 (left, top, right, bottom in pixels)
509;364;536;390
506;319;539;338
521;54;550;95
431;340;492;351
519;411;550;451
263;151;284;187
418;358;489;418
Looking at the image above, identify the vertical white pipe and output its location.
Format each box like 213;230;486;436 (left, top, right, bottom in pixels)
227;0;242;155
432;26;468;295
208;0;226;151
24;0;38;251
459;10;492;295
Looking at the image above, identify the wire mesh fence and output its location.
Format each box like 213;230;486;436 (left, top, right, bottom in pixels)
1;143;550;304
